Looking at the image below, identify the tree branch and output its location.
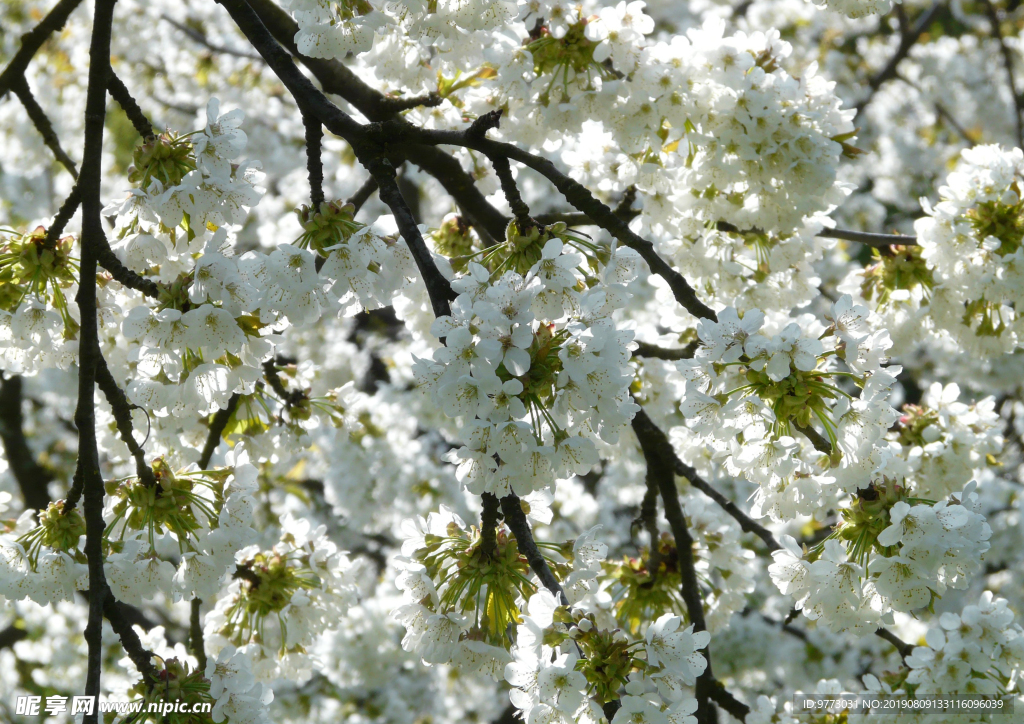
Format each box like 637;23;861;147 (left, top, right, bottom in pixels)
304;114;326;207
854;2;943;118
76;2;118;719
818;228;918;247
0;0;84;100
500;492;569;605
199;393;240;468
106;71;156;138
160;13;265;61
11;77;79;178
634;341;699;361
0;374;54;511
94;355;156;487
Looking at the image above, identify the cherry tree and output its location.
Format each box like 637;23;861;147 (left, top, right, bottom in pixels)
1;0;1024;722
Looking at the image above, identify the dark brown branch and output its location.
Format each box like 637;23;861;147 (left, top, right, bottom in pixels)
0;374;54;511
390;113;717;321
378;91;443;113
242;0;531;243
480;492;501;558
44;185;83;245
817;228;918;247
94;355;156;487
982;0;1024;148
370;156;456;317
638;473;663;581
490;154;531;225
634;409;738;724
875;627;914;662
0;0;84;100
190;598;208;672
633;407;781;552
199;394;240;468
304;114;326;208
102;590;159;683
854;2;943;118
106;72;156;138
500;492;569;605
77;1;118;718
634;341;699;361
794;422;833;456
12;77;79;178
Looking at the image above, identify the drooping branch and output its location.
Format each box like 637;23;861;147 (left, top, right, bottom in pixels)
11;77;79;178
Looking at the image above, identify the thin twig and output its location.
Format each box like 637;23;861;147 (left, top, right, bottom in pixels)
855;2;944;118
199;394;240;468
480;492;502;558
189;598;208;672
818;228;918;247
12;77;79;177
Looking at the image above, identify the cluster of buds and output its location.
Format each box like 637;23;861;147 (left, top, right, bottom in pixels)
293;200;363;256
0;225;79;337
128;132;197;190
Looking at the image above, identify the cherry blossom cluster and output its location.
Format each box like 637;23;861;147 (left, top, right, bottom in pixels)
769;481;992;635
886;382;1003;500
505;588;707;724
911;144;1024;356
413;222;641;498
673;295;900;521
204;513;358;682
0;461;258;606
0;225;79;372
